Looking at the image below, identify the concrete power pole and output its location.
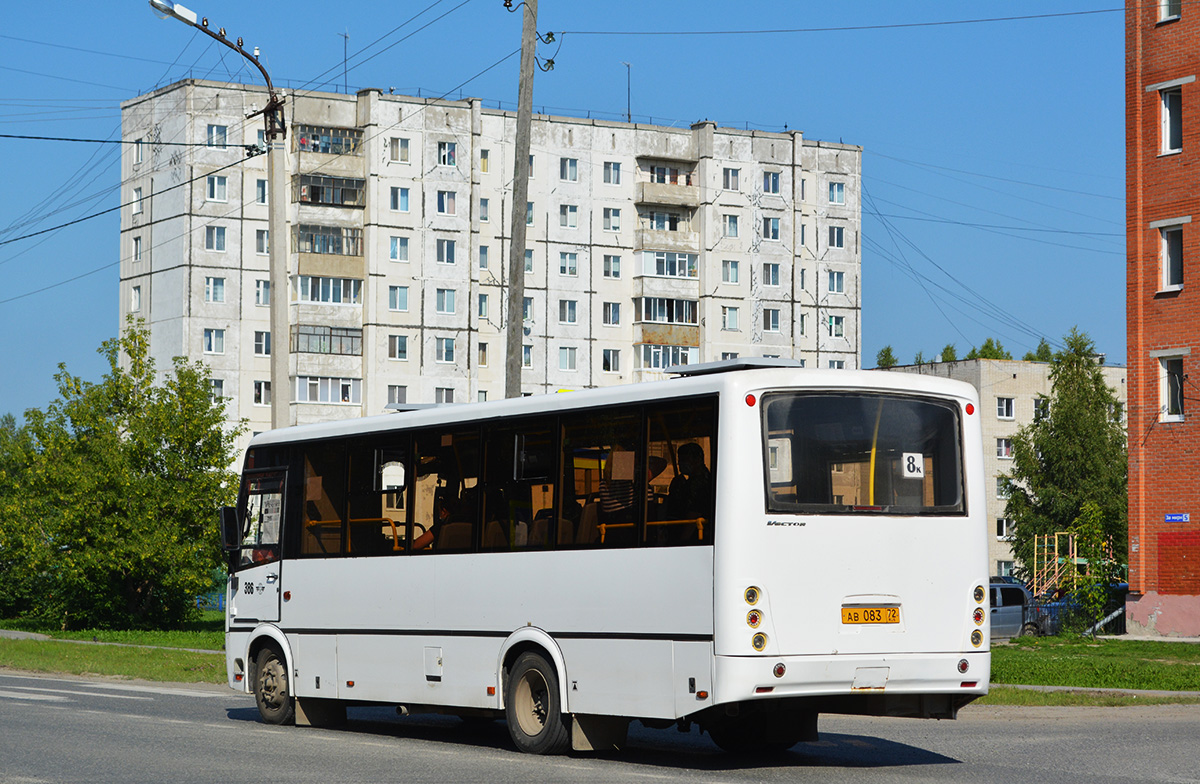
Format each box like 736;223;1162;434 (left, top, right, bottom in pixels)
504;0;537;398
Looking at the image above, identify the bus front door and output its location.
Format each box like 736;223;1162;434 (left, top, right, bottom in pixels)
230;470;285;625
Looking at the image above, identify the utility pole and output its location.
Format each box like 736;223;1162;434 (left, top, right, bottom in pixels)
505;0;537;398
339;31;349;93
622;61;631;123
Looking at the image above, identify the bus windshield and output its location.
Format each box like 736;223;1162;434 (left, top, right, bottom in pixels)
762;392;964;515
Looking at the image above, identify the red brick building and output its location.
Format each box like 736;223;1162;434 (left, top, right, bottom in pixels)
1126;0;1200;635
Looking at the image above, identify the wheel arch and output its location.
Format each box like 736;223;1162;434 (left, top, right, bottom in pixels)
245;624;293;688
497;628;570;712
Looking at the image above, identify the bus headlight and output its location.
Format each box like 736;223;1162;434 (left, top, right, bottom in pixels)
745;586;760;605
973;585;985;603
751;633;768;651
970;630;983;648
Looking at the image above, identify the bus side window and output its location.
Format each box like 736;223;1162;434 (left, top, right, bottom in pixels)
300;443;347;556
346;439;410;556
646;399;716;546
560;408;642;548
412;428;481;552
481;418;557;551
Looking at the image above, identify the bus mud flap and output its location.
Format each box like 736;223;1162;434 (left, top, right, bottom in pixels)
571;714;629;751
295;697;346;727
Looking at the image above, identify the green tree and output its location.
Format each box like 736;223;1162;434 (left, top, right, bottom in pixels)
1023;338;1054;362
1003;328;1127;582
1070;501;1123;636
913;351;927;365
0;321;242;629
965;337;1013;360
875;345;899;368
940;344;958;363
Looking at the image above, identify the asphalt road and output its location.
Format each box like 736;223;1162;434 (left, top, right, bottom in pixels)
1;670;1196;783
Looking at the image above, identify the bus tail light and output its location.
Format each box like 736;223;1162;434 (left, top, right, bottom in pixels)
973;608;984;625
773;663;786;678
965;403;975;415
747;609;762;628
957;659;970;674
755;687;774;693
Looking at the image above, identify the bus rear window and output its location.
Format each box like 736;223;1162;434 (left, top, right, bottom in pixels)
761;393;964;515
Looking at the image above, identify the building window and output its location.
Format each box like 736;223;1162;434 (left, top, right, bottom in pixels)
390;137;410;162
436;388;455;404
204;276;225;303
437;238;456;264
206;124;227;148
1162;87;1183;154
763;171;780;194
1034;398;1050;421
204;226;226;251
294;376;361;404
479;245;489;269
435;288;457;315
603;161;621;184
828;270;844;293
1162;224;1184;289
763;262;780;287
210;378;224;401
997;438;1014;459
1162;356;1185;420
560;252;577;276
255;179;267;205
524;249;534;273
206;175;227;202
132;187;143;214
298;174;364;207
762;217;780;240
253;380;271;406
643;250;698;279
603;207;621;231
763;308;780;332
638;344;699;370
829;182;845;204
388;285;409;312
996;518;1015;540
602;348;620;372
438;141;457;167
436;337;455;363
723;214;739;238
722;352;739;361
559;346;577;371
390;236;409;262
254;330;271;356
478;293;489;319
255;229;269;255
723;167;739;190
292;325;362;356
722;259;740;284
255;280;270;306
523;297;533;322
798;313;806;336
130;285;141;312
828;360;845;370
296;125;363;155
997;397;1015;419
559;157;578;181
828;315;845;338
388;385;407;405
526;202;534;226
134;137;144;163
637;297;698;325
559;204;578;228
603;254;621;278
436;190;457;215
390;186;409;212
522;344;533;368
722;306;739;331
602;302;619;326
389;334;408;360
997;477;1010;500
529;155;535;177
480;149;489;172
480;198;489;222
559;299;578;324
829;225;845;248
478;342;488;367
296;276;362;304
132;236;143;262
203;328;225;354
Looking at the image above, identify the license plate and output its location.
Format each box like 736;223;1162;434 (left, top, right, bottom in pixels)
842;606;899;624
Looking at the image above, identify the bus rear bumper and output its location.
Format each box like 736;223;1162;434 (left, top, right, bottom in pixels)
712;651;989;719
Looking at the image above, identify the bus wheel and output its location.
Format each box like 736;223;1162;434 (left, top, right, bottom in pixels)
254;645;295;725
707;712;808;754
505;652;570;754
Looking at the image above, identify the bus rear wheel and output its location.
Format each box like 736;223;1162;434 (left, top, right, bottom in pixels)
505;651;570;754
254;645;295;725
707;710;813;754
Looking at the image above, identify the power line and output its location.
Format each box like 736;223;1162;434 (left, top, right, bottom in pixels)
0;132;254;149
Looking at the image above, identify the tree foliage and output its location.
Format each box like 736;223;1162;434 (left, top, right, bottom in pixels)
939;343;958;363
1023;338;1054;362
1003;329;1127;581
965;337;1013;360
0;321;242;629
875;345;899;368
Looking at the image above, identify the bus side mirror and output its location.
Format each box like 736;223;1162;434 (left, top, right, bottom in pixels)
220;506;240;552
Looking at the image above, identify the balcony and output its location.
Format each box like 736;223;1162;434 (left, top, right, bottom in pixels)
637;228;700;253
636;181;700;208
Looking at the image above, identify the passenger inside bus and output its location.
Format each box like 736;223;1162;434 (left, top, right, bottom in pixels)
667;442;712;521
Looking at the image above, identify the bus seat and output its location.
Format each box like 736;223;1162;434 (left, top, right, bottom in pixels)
576;502;599;545
437;522;473;550
483;520;507;549
526;518;545;547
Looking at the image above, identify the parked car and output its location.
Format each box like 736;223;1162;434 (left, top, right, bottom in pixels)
990;582;1037;638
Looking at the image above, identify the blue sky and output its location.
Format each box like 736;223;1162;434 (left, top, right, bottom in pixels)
0;1;1125;418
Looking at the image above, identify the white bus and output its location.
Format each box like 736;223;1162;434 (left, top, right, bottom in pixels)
220;359;990;754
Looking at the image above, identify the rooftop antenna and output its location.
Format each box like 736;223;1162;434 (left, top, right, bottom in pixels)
338;30;349;93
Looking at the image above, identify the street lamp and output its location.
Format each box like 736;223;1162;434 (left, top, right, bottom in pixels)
149;0;290;430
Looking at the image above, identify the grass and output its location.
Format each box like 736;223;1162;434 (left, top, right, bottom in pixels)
975;685;1200;708
0;611;225;651
0;638;226;683
991;637;1200;692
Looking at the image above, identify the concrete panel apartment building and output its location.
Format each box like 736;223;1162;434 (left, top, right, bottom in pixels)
119;79;862;449
1126;0;1200;635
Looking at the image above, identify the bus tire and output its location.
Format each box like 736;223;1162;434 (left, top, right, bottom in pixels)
254;645;295;725
505;651;570;754
707;711;811;754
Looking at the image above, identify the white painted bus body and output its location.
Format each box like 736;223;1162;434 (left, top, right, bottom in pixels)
225;368;989;725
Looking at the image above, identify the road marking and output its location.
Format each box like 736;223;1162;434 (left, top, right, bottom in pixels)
86;683;242;699
0;690;69;702
5;686;152;701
